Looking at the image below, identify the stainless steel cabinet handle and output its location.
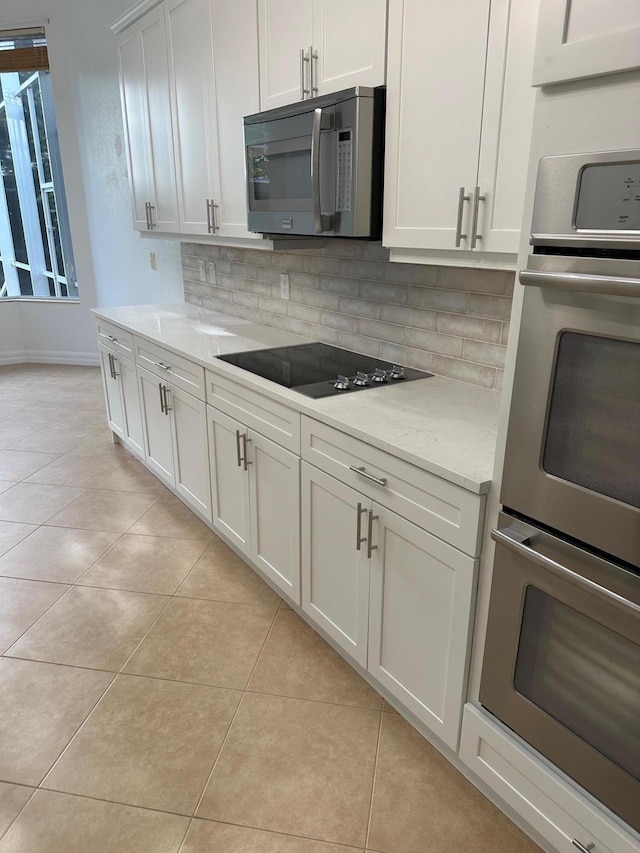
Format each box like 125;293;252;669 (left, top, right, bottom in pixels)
309;45;318;96
349;465;387;487
519;268;640;299
146;202;156;230
572;841;595;853
491;527;640;616
242;433;252;470
367;510;378;559
300;48;310;99
470;185;485;249
311;108;331;234
206;199;219;234
162;385;171;414
159;382;165;414
110;354;119;378
235;429;242;468
356;502;368;551
150;361;171;372
105;334;118;343
455;186;470;247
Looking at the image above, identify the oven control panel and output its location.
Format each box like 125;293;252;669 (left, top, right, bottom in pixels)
576;162;640;230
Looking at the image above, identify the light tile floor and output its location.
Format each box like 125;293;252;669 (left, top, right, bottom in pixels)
0;364;543;852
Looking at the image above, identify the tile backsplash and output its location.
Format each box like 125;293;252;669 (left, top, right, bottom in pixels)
181;240;513;391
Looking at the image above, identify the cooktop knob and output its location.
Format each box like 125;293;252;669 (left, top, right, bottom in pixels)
389;364;406;380
353;371;370;386
334;374;350;390
372;368;387;383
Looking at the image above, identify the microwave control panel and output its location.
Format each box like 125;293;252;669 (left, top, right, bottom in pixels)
336;130;352;212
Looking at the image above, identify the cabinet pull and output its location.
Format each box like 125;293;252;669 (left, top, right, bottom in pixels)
349;465;387;487
144;201;150;230
356;502;368;551
235;429;243;467
367;510;378;559
150;361;171;372
309;45;318;96
110;354;119;378
206;199;219;234
300;48;310;99
572;842;595;853
107;352;113;379
162;385;171;414
470;185;486;250
455;186;470;247
105;334;118;344
146;201;156;230
242;433;252;470
158;382;165;414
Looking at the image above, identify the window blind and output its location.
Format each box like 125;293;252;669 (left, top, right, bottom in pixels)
0;27;48;73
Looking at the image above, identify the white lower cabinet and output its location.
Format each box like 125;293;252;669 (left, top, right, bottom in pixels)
98;342;144;458
138;364;212;521
207;404;300;602
460;705;639;853
300;418;480;751
368;506;476;749
301;464;371;667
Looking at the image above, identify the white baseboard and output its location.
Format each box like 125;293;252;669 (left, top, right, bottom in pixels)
0;350;100;367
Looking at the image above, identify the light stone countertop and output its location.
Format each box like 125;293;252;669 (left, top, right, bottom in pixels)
93;303;501;494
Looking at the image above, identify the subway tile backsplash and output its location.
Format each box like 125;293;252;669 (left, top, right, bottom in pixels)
181;240;513;391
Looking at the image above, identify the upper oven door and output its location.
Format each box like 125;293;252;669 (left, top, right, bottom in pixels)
501;260;640;566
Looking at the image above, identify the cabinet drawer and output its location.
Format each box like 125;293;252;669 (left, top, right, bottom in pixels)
135;337;205;400
460;705;639;853
302;416;484;556
96;319;134;358
206;370;300;453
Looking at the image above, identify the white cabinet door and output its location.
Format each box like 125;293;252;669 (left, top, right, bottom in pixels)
114;351;144;459
166;0;218;235
368;504;476;750
475;0;539;255
312;0;386;94
383;0;490;251
258;0;313;109
138;366;175;487
168;384;212;521
117;8;179;232
301;463;371;667
99;344;125;439
533;0;640;86
210;0;261;238
207;406;251;557
249;431;300;603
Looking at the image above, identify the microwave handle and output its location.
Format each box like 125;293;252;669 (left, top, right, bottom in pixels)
311;108;332;234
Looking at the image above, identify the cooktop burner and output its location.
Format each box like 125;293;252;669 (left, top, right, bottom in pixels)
216;342;432;399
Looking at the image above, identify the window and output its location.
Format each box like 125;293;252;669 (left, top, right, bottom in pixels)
0;27;77;299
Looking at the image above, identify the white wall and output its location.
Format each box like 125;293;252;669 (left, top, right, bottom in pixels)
0;0;184;364
0;301;24;364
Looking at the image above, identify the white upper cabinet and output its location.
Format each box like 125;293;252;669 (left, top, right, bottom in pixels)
533;0;640;86
383;0;539;261
117;7;179;232
258;0;387;111
115;0;260;239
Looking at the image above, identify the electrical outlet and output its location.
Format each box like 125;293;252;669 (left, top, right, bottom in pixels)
280;273;290;300
149;252;157;270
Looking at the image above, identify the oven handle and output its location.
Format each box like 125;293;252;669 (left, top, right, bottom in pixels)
519;268;640;299
311;108;331;234
491;527;640;616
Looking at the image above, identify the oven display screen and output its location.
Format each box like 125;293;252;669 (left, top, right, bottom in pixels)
575;162;640;230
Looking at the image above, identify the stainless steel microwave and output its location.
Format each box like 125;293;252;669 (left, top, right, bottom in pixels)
243;87;385;239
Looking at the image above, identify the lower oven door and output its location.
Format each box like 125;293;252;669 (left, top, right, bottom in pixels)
479;512;640;832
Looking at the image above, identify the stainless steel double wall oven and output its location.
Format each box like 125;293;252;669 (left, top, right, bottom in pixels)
480;150;640;834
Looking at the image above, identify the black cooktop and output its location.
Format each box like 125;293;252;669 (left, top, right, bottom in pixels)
216;342;432;399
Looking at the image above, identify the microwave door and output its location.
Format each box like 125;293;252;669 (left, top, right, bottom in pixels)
247;137;313;215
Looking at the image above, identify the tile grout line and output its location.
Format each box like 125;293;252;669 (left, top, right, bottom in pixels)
0;784;38;844
364;708;385;851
